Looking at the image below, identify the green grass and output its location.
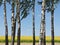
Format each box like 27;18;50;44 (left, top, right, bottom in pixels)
0;40;60;43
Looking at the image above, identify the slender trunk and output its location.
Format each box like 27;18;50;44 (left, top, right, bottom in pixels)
11;0;15;45
13;16;17;44
17;0;21;45
51;0;54;45
14;11;17;44
13;0;19;42
4;0;8;45
32;0;35;45
40;0;46;45
44;30;46;45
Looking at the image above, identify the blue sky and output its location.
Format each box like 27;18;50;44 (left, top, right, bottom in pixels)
0;0;60;36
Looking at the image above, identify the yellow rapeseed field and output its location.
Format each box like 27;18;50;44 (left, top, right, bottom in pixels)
0;36;60;42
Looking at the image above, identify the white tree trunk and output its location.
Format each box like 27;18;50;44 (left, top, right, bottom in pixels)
11;0;15;45
17;0;21;45
40;0;46;45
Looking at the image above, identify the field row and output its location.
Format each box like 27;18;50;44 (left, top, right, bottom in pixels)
0;36;60;42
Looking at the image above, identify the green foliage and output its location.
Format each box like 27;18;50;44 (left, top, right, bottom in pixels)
0;0;3;6
6;0;12;4
20;0;32;20
38;0;60;12
0;0;32;21
0;0;12;6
